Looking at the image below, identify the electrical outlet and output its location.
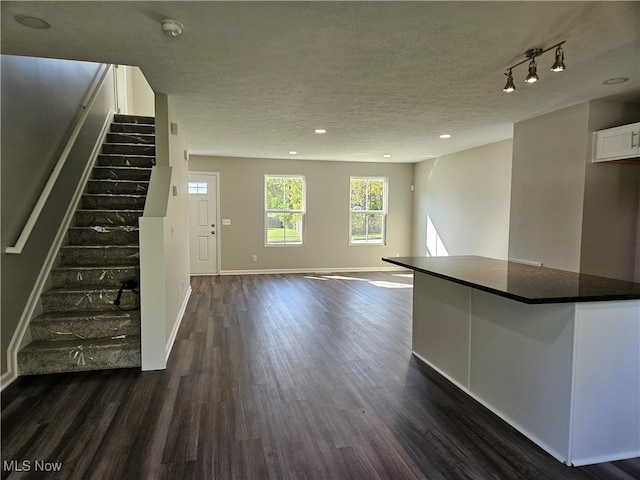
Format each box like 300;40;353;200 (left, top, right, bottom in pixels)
251;255;257;262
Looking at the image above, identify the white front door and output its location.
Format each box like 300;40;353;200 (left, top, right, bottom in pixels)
188;173;219;275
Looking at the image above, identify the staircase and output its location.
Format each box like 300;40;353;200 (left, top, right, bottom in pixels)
17;114;155;375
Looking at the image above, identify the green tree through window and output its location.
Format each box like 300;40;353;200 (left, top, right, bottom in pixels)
265;175;305;245
350;177;387;244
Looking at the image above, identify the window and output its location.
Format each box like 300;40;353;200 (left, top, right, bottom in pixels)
188;181;207;195
350;177;387;244
265;175;305;245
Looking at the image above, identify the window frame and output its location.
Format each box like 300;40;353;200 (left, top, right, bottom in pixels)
188;181;208;195
264;174;306;246
349;176;388;246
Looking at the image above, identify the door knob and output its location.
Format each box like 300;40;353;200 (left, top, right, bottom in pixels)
211;223;215;227
211;231;216;235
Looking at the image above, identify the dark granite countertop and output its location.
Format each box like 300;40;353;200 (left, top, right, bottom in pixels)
382;256;640;304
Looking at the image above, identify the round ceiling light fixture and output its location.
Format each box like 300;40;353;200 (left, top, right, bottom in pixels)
314;128;327;134
602;77;629;85
161;19;183;37
15;14;51;29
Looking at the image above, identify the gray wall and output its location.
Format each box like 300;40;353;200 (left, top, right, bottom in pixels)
509;103;590;271
411;140;512;260
580;101;640;281
1;55;114;375
509;100;640;280
188;156;414;272
637;176;640;282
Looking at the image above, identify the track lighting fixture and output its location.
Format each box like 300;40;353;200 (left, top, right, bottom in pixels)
502;41;566;93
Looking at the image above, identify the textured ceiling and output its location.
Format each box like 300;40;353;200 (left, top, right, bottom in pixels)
2;1;639;163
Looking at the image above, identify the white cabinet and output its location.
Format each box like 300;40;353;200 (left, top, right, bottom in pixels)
592;122;640;162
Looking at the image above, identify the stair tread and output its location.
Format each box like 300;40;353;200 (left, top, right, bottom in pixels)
58;264;139;269
42;285;137;294
89;179;151;183
61;245;139;248
98;154;156;158
84;193;146;196
102;144;155;148
32;310;141;322
69;225;139;231
107;132;155;137
93;165;153;170
21;335;140;353
76;209;144;212
113;115;154;124
53;265;138;271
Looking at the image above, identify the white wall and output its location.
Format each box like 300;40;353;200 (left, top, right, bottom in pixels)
164;97;190;345
188;155;414;272
411;140;512;260
140;93;190;370
115;65;154;116
132;67;155;116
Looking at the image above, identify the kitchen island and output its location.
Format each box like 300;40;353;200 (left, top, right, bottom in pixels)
382;256;640;466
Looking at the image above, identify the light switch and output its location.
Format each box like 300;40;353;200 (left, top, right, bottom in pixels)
172;185;178;196
222;219;231;226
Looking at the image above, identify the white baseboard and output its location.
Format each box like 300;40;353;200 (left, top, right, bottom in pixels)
219;266;407;275
569;449;640;467
0;370;17;392
165;285;192;362
3;109;114;389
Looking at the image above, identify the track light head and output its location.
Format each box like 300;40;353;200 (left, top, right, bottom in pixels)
550;46;565;72
525;58;539;84
503;70;516;93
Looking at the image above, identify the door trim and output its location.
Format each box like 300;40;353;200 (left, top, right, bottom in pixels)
188;171;221;275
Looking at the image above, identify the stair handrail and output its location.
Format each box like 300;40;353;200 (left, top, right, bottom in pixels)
5;63;114;255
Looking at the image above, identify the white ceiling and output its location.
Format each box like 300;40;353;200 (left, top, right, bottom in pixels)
2;1;639;163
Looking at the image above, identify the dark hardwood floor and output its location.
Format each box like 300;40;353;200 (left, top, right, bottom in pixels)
2;272;639;479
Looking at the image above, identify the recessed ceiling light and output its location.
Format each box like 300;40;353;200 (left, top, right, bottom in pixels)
15;14;51;29
439;134;452;139
383;154;392;158
288;151;298;155
314;128;327;134
602;77;629;85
